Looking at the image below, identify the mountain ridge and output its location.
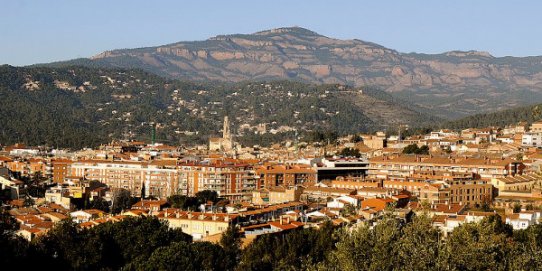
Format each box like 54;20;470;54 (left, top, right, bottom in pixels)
39;26;542;118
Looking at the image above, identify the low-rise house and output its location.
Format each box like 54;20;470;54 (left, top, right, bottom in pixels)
239;202;305;223
131;199;169;214
242;216;305;236
506;211;542;230
327;195;361;209
157;209;238;240
0;174;24;200
301;186;356;202
41;212;68;223
70;209;105;223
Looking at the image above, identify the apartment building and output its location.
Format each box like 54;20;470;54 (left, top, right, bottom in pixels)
368;155;523;180
52;159;73;184
176;161;257;200
67;159;257;199
255;164;316;189
69;160;180;198
522;132;542;147
440;179;493;206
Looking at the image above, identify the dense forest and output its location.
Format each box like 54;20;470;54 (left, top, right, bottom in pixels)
442;103;542;130
0;65;436;149
2;211;542;270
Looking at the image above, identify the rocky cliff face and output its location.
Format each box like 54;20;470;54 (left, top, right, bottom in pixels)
64;27;542;118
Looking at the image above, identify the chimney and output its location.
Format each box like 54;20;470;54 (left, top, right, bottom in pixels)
164;209;168;217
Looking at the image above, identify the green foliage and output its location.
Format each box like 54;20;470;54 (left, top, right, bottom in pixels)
444;102;542;130
34;216;191;270
195;190;219;204
167;190;220;211
513;203;522;213
338;147;361;158
88;197;110;213
351;134;363;143
220;225;242;270
0;66;436;149
238;222;336;270
126;241;228;271
441;215;514;271
23;195;35;207
111;189;137;214
2;209;542;270
402;144;429;154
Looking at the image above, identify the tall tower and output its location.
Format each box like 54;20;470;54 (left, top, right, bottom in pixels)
223;116;231;140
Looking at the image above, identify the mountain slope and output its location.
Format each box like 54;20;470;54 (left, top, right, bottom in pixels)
443;103;542;130
0;65;437;148
45;27;542;118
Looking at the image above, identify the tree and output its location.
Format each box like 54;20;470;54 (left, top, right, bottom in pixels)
327;224;374;270
23;195;35;207
167;194;188;209
513;203;522;213
88;197;110;213
351;134;363;143
402;144;429;154
111;189;135;214
127;241;227;271
396;215;440;271
338;147;361;158
0;210;31;267
440;215;514;271
220;225;241;270
339;203;356;217
195;190;219;205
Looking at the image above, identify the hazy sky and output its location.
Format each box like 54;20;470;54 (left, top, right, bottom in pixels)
1;0;542;66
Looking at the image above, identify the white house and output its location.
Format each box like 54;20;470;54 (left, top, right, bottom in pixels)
69;209;105;223
506;211;541;230
327;195;360;209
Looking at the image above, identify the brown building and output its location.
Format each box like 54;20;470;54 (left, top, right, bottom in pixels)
440;179;493;206
255;164;316;189
52;159;73;184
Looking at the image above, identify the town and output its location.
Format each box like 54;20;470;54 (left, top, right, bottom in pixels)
2;117;542;244
5;1;542;269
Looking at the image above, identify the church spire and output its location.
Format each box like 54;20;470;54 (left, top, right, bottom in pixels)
223;116;231;140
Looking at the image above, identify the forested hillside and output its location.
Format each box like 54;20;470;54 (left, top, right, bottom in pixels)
443;103;542;130
0;65;437;149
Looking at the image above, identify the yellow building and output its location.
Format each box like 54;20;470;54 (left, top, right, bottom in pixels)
531;121;542;133
491;172;542;192
252;186;304;205
157;209;238;240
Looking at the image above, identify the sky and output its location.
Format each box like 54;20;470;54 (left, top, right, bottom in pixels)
1;0;542;66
